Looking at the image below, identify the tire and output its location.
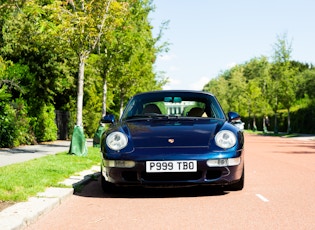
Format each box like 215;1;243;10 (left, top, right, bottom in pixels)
100;168;116;193
225;168;244;191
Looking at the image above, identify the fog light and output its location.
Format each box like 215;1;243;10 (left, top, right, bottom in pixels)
228;157;241;166
104;160;135;168
207;159;228;167
207;157;241;167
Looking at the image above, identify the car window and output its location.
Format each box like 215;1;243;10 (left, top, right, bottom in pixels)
121;92;226;120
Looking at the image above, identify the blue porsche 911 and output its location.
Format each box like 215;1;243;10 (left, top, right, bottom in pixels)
100;90;245;192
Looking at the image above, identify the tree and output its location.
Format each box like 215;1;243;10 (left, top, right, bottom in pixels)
102;0;166;117
44;0;117;154
270;33;297;133
47;0;114;127
1;0;168;144
243;57;272;130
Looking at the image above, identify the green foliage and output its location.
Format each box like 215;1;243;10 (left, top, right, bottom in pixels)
297;69;315;99
2;4;77;104
0;99;36;147
11;99;36;146
0;101;16;147
290;105;315;134
0;85;11;101
32;103;58;142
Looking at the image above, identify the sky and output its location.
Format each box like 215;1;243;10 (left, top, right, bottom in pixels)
149;0;315;90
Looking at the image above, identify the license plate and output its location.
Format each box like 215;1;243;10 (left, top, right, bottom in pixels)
146;160;197;173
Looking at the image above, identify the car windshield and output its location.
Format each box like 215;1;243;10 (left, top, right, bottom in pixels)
121;91;226;121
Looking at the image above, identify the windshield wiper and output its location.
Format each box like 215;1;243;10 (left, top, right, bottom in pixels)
126;114;167;120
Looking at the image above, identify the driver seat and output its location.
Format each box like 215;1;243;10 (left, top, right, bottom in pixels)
142;104;162;114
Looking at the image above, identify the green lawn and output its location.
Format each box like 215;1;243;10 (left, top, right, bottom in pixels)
0;147;101;202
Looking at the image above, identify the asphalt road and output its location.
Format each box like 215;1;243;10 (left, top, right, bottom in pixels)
25;134;315;230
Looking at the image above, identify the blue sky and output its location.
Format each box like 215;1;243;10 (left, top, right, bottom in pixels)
149;0;315;90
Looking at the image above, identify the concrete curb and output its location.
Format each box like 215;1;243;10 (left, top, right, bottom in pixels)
0;165;100;230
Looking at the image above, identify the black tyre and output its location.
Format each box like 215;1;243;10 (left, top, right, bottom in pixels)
100;169;116;193
225;168;244;191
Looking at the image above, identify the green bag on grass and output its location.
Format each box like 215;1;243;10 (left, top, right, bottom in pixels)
69;125;88;156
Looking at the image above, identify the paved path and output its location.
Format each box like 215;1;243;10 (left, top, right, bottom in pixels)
0;139;93;167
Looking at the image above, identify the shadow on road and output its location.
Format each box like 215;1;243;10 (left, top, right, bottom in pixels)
74;176;229;199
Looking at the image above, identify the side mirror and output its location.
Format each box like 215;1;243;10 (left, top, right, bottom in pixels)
227;111;241;122
101;114;115;124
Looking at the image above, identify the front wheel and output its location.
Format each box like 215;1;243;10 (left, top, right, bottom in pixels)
225;168;244;191
100;168;116;193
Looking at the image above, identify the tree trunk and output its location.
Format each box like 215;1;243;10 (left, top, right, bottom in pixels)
76;54;87;126
263;117;266;133
102;74;107;117
274;113;278;134
273;97;278;134
70;53;88;156
119;91;124;117
252;116;257;131
287;108;291;134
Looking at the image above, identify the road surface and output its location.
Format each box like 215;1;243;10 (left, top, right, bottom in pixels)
25;134;315;230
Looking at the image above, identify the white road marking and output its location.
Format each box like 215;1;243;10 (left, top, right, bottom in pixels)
256;194;269;202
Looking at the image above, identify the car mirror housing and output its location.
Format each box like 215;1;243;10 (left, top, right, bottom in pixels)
227;111;241;122
101;114;115;124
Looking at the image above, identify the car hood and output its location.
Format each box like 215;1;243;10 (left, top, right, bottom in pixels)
123;118;224;148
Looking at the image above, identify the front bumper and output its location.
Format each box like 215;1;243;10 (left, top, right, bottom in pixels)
101;158;244;187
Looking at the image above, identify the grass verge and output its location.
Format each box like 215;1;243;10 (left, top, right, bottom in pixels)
0;147;101;202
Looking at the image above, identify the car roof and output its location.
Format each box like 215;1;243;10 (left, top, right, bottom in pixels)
133;90;215;97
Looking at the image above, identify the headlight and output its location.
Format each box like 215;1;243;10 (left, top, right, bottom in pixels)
106;131;128;151
215;130;236;149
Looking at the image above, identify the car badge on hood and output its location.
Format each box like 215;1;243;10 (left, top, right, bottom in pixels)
168;138;175;144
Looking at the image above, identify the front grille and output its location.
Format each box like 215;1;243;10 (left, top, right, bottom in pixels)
142;172;203;181
121;170;223;182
